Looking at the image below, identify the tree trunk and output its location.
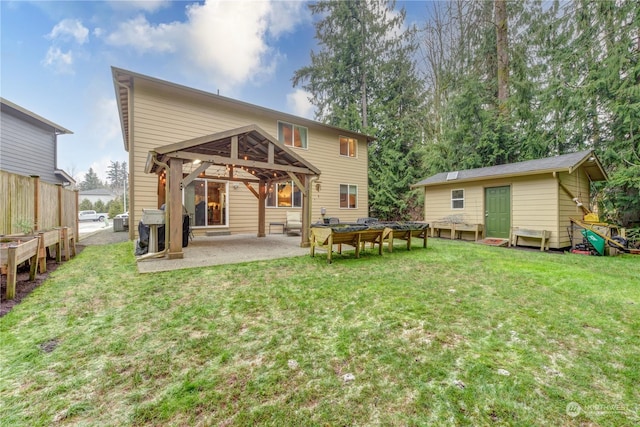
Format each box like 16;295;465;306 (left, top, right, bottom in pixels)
495;0;509;114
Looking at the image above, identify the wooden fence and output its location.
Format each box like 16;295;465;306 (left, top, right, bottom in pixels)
0;171;78;236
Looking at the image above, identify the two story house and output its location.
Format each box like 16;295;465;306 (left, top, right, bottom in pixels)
112;68;373;257
0;97;75;186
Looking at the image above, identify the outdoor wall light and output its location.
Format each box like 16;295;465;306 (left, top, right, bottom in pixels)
320;207;326;216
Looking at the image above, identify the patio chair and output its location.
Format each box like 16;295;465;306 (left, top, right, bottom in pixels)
328;217;340;225
285;211;302;234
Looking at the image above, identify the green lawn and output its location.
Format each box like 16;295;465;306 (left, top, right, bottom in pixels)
1;239;638;426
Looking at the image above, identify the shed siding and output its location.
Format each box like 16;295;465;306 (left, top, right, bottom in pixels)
557;171;591;247
423;169;597;249
0;110;58;184
130;80;368;235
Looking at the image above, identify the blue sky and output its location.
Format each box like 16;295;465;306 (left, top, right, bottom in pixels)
1;0;429;183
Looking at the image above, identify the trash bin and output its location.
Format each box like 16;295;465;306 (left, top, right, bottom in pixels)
113;217;125;232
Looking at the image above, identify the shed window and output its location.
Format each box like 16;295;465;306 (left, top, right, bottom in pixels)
340;184;358;209
339;136;357;157
451;189;464;209
278;121;307;148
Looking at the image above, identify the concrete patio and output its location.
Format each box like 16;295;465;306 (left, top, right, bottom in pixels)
136;233;309;273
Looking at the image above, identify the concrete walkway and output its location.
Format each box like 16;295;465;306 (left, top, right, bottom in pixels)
136;233;309;273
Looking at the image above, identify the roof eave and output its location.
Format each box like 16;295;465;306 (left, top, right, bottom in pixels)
110;66;375;143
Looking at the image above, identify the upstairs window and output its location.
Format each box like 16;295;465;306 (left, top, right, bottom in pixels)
451;189;464;209
340;136;357;157
278;121;307;149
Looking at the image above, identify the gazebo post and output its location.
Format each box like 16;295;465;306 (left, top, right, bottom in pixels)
257;179;266;237
300;175;310;247
168;157;184;259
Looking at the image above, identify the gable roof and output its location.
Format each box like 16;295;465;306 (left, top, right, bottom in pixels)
145;124;321;182
80;188;116;196
1;97;72;135
111;67;374;152
413;150;607;188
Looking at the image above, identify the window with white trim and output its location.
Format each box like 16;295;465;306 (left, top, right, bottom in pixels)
266;181;302;208
339;136;357;157
451;189;464;209
278;121;307;148
340;184;358;209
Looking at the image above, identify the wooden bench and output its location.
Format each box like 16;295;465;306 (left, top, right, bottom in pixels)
509;228;551;251
431;222;483;241
430;222;455;239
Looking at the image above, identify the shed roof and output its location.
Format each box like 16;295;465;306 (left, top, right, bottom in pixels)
413;150;607;188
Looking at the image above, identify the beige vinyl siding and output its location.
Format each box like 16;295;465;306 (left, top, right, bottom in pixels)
424;171;599;249
130;79;368;236
557;171;591;247
424;185;481;224
423;174;573;248
511;176;560;248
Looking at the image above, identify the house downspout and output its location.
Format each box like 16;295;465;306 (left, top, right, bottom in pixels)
114;78;134;239
137;153;170;260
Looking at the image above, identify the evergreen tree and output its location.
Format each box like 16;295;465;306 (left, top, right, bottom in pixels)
78;167;104;191
106;160;128;194
293;0;425;220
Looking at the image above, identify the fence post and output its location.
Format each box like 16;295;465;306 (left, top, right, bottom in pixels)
57;184;63;227
31;175;40;232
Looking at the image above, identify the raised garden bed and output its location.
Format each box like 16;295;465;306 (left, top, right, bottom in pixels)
1;236;40;300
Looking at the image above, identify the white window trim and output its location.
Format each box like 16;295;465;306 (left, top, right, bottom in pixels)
339;184;358;209
339;135;357;158
451;189;464;210
266;180;302;208
277;120;308;150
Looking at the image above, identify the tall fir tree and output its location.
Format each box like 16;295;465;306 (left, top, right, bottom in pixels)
293;0;425;220
78;167;104;191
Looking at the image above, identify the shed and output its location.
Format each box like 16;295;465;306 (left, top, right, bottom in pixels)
412;150;607;249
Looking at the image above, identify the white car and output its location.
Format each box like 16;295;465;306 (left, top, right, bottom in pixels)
78;210;108;222
115;211;129;220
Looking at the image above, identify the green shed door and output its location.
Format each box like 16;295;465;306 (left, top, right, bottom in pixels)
485;186;511;238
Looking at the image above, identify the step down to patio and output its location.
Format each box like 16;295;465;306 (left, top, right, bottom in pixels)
478;238;510;247
205;231;231;237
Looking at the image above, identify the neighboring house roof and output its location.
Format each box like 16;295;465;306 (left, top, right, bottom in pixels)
0;97;73;135
111;67;375;152
0;97;75;186
413;150;607;188
80;189;116;197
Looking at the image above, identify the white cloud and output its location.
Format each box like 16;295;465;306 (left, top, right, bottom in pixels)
107;0;171;13
48;18;89;44
105;15;180;53
42;46;74;74
286;89;314;119
103;0;308;90
91;98;123;150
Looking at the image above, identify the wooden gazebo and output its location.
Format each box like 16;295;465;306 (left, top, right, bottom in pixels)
144;124;321;259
